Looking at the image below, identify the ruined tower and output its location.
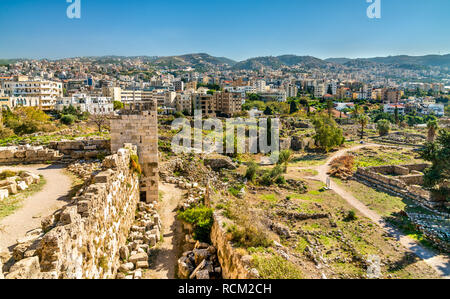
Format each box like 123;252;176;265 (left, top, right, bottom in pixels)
110;100;159;203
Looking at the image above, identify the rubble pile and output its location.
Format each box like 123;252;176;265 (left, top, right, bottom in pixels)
0;171;41;201
116;202;162;279
177;241;222;279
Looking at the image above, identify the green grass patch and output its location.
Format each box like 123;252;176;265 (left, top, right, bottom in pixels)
252;254;303;279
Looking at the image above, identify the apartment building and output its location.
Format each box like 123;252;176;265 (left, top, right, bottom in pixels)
214;92;242;117
3;76;63;110
56;94;114;115
193;94;216;117
382;88;402;104
175;93;192;115
285;84;298;98
173;80;184;92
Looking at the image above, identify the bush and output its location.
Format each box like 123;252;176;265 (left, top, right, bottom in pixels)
345;210;358;221
245;162;259;182
113;101;124;111
227;224;273;248
377;119;391;136
60;114;76;125
129;154;142;175
0;170;17;180
0;125;14;139
178;206;214;243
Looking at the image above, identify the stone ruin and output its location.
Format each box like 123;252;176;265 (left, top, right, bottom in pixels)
110;101;159;203
354;163;447;210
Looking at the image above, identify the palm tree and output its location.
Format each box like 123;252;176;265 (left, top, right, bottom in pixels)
427;120;439;142
357;114;369;140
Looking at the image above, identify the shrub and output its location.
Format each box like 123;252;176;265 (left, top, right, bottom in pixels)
178;206;214;243
245;161;259;182
227;224;272;248
0;125;14;139
60;114;76;125
113;101;124;111
129;154;142;175
312;115;345;152
345;210;358;221
0;170;17;180
377;119;391;136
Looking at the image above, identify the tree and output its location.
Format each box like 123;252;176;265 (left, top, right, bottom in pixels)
357;114;369;140
394;106;399;125
327;85;333;95
352;104;361;119
113;101;124;111
89;114;110;132
264;106;273;116
60;114;76;125
377;119;390;136
277;150;293;173
326;99;334;118
289;100;298;114
427;120;439;142
312;115;345;152
420;129;450;202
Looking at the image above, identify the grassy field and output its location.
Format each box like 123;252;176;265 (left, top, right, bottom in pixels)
0;176;46;220
234;179;440;279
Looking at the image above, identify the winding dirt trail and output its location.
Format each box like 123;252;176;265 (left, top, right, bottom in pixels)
303;144;450;278
0;164;73;252
144;182;184;279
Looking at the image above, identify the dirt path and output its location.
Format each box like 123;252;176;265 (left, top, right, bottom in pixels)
144;182;184;279
302;144;450;278
0;164;73;252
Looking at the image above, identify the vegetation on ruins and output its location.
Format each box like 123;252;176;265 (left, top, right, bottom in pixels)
178;205;214;243
129;154;142;175
277;149;293;173
357;114;369;139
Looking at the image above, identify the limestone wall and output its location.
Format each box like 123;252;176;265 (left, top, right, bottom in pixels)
110;103;159;203
354;163;445;210
48;139;110;160
35;146;140;279
210;212;258;279
0;146;62;165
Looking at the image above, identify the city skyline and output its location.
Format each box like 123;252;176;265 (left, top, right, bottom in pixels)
1;0;449;60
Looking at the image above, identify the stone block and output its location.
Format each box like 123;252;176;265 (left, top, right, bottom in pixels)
5;256;40;279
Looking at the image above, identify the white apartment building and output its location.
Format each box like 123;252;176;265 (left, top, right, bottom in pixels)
3;77;63;110
56;94;113;115
255;80;267;93
285;84;298;98
314;83;326;98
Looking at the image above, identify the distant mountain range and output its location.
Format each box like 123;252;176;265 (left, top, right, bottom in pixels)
2;53;450;71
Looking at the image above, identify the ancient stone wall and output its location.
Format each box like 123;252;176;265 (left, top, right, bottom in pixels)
33;146;140;279
110;102;159;203
0;146;62;165
48;139;110;160
210;212;258;279
354;163;446;210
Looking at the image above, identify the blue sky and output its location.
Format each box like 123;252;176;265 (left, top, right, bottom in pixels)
0;0;449;61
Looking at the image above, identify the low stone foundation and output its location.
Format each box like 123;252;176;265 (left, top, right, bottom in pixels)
353;164;446;210
0;146;62;165
48;139;110;160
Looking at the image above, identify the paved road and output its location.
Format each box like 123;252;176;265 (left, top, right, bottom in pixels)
307;144;450;278
0;164;73;251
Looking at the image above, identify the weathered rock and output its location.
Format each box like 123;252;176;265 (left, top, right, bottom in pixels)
136;260;149;269
41;215;55;232
178;256;195;279
12;243;30;261
193;249;210;265
204;154;237;171
119;245;129;260
129;252;148;265
119;262;134;273
59;206;80;225
195;270;210;279
5;256;40;279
